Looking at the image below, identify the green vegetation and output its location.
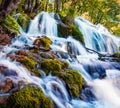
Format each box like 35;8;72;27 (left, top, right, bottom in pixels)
69;24;84;44
41;59;62;74
63;61;70;69
20;56;41;77
114;52;120;58
4;15;20;35
5;86;54;108
34;37;52;50
58;16;84;44
17;13;30;31
53;69;83;97
57;0;120;36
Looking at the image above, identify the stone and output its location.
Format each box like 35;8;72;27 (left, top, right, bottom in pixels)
0;34;11;46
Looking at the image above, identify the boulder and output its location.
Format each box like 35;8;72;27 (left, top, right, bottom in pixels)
0;34;11;46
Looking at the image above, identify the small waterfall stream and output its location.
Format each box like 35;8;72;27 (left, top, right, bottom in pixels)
75;17;119;54
0;12;120;108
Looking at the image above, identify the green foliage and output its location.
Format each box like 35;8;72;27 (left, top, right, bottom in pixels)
53;69;83;97
20;56;41;77
17;13;30;31
59;0;120;35
4;15;20;35
16;0;26;13
41;59;62;74
6;86;54;108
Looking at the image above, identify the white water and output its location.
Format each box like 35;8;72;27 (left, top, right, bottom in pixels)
27;12;58;37
0;12;120;108
75;17;120;54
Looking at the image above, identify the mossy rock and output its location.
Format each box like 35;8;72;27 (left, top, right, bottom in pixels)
53;69;83;98
4;15;20;35
69;24;84;44
20;56;41;77
5;86;54;108
58;16;84;44
63;61;70;69
40;52;54;59
17;13;30;31
34;36;52;50
41;59;62;75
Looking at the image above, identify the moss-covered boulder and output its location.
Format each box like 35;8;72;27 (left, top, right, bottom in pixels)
0;34;11;46
20;56;41;77
53;69;83;98
58;16;84;44
4;15;20;35
34;36;52;50
5;86;54;108
17;13;30;31
41;59;62;75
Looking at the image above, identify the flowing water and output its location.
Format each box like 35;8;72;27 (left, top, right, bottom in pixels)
0;12;120;108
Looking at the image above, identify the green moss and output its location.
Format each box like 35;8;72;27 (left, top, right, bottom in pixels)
34;36;52;50
114;52;120;58
70;24;84;44
6;86;54;108
41;59;62;75
58;16;84;44
17;13;30;31
16;0;26;13
4;15;20;35
53;69;83;98
63;61;70;69
20;56;41;77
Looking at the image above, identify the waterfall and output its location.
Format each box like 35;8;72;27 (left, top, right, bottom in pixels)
27;12;58;37
0;11;120;108
75;17;119;54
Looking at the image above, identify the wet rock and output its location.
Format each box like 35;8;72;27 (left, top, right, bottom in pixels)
53;69;83;98
0;34;11;46
40;52;54;59
0;95;9;105
0;78;14;93
17;50;28;56
0;65;18;76
34;36;52;50
80;86;95;101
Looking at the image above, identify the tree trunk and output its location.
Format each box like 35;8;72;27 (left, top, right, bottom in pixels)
55;0;61;12
0;0;20;19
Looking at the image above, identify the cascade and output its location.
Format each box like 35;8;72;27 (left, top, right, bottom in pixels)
75;17;119;54
0;11;120;108
27;12;58;37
